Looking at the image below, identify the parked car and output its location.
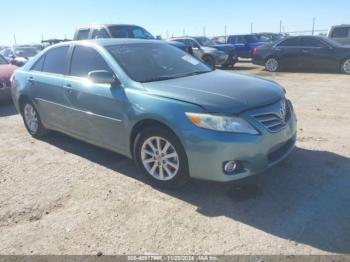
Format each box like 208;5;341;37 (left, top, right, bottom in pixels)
0;46;39;67
252;36;350;74
169;36;235;68
255;33;284;43
224;34;266;58
73;24;193;54
328;24;350;46
12;39;296;188
0;55;17;102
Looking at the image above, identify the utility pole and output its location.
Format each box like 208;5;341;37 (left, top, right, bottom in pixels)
182;28;186;36
13;34;17;45
250;23;253;34
203;26;206;36
312;17;316;35
224;25;227;42
279;20;282;34
166;30;169;39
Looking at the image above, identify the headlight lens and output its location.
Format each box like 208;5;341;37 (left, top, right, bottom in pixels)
186;113;259;135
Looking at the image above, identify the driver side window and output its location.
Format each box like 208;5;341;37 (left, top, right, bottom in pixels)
69;45;111;78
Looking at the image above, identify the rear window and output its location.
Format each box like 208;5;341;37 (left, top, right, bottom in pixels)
331;27;350;38
76;29;90;40
278;37;300;47
31;55;45;71
301;37;326;48
42;46;69;74
108;25;154;39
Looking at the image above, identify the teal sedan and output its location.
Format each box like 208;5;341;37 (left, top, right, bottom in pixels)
11;39;297;188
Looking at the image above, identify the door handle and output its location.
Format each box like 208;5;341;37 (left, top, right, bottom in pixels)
63;84;73;94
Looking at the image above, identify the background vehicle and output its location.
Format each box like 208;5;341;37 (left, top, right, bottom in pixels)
73;24;193;54
252;36;350;74
169;36;233;68
12;39;296;188
0;46;39;67
225;34;265;58
0;54;17;102
255;33;284;43
328;24;350;45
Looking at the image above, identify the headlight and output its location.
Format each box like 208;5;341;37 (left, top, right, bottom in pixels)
186;113;259;135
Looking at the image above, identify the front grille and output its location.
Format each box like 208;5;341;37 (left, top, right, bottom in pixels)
252;99;291;133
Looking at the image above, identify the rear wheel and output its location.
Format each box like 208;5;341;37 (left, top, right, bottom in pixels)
21;100;48;138
265;57;279;72
341;58;350;74
134;127;190;188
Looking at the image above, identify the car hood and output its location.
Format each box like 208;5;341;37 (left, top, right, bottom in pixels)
142;70;284;114
0;64;17;79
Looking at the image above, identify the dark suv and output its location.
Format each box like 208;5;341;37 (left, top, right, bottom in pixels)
225;34;265;58
73;24;192;54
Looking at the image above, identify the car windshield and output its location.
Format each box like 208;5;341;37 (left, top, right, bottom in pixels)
195;37;215;46
14;47;38;57
108;25;155;40
0;55;8;64
246;35;260;43
107;43;212;83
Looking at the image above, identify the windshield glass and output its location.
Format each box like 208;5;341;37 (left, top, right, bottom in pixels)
107;43;212;83
0;55;8;64
14;47;38;57
195;37;215;46
246;35;260;43
108;25;155;40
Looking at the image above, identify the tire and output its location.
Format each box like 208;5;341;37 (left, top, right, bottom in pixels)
341;58;350;74
133;127;190;188
202;55;215;69
21;99;48;138
265;57;279;72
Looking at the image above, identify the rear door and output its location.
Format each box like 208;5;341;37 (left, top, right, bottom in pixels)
29;46;70;129
234;36;250;58
62;44;127;151
274;37;303;69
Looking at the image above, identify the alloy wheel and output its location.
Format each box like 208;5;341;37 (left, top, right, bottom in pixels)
265;58;279;72
23;104;39;134
343;59;350;74
141;136;180;181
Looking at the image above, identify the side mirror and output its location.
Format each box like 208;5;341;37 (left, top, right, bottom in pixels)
88;70;120;85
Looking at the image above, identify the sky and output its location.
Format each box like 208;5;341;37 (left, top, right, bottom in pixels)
0;0;349;45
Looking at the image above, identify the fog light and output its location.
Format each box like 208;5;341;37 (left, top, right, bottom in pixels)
224;161;238;173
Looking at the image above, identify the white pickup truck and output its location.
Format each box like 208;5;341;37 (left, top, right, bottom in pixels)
328;25;350;46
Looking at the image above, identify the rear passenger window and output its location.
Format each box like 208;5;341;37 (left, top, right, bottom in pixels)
91;28;110;39
301;37;326;48
331;27;350;38
42;46;69;75
69;45;110;78
31;55;45;71
76;29;90;40
278;37;300;47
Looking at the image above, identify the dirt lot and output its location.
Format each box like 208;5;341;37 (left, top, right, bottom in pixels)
0;63;349;255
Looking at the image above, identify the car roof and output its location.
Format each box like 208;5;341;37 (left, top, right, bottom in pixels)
45;38;164;49
77;24;142;29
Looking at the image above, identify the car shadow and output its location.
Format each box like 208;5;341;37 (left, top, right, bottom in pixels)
42;132;350;254
0;102;18;117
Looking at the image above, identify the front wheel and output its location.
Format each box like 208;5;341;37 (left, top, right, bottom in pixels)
265;57;279;72
341;58;350;74
134;127;190;188
21;100;48;138
202;56;215;69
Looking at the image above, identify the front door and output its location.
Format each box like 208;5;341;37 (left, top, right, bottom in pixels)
62;45;128;152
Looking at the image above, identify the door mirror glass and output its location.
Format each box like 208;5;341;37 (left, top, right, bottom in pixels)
88;70;119;85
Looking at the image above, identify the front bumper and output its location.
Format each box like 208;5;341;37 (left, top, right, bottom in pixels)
179;102;297;182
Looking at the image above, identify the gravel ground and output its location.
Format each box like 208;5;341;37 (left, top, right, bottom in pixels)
0;63;349;255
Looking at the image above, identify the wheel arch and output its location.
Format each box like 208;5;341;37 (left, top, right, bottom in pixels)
129;119;181;158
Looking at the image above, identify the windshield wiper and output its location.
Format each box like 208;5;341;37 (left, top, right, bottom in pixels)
141;71;211;83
